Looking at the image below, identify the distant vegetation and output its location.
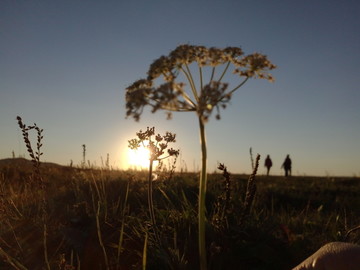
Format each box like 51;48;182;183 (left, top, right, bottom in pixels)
1;158;359;269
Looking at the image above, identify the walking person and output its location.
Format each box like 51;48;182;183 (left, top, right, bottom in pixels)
281;155;292;177
264;155;273;176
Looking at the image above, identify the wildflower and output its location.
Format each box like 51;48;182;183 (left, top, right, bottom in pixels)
128;127;179;247
125;44;275;270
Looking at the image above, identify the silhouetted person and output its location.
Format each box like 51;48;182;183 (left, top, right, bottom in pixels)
281;154;292;177
264;155;273;176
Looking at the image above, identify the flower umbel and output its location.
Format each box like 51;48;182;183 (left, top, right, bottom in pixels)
128;127;179;162
126;44;275;122
128;127;179;247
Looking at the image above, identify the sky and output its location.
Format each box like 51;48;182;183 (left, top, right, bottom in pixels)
1;0;359;176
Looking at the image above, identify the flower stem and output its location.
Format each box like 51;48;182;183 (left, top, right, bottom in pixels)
227;77;249;97
217;77;250;104
148;160;160;245
181;65;199;102
199;66;203;91
177;86;197;108
198;116;207;270
210;66;215;82
217;61;230;82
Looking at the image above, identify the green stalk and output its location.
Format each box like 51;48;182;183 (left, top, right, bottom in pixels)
142;232;148;270
116;181;129;270
180;65;199;102
218;77;250;104
0;246;28;270
185;64;198;100
226;77;249;97
43;222;50;270
148;160;160;245
217;61;230;82
96;201;110;270
179;91;196;108
198;116;207;270
209;66;215;82
199;66;203;91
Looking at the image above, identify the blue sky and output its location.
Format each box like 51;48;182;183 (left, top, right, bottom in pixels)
1;0;359;176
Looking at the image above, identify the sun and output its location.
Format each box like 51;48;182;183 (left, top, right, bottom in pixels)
127;145;150;169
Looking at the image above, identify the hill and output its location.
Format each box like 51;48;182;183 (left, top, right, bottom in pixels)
0;157;64;170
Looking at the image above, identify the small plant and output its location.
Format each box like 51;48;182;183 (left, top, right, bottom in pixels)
212;163;232;230
16;116;43;178
16;116;50;270
106;153;110;170
128;127;179;245
240;153;261;226
125;44;275;269
82;144;86;169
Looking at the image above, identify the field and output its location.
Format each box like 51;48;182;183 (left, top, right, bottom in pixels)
0;158;359;270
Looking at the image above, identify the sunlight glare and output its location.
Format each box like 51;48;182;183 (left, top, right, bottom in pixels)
127;146;150;169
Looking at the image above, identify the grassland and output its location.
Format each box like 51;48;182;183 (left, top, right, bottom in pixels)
0;158;359;270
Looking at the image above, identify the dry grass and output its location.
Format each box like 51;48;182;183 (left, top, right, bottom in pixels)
1;157;359;269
